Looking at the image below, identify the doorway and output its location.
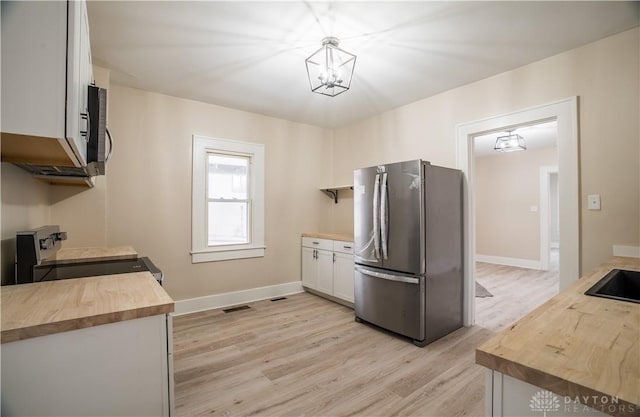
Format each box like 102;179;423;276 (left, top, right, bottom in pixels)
472;121;560;330
456;97;580;326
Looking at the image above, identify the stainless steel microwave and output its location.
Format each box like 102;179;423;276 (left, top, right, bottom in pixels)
15;85;112;179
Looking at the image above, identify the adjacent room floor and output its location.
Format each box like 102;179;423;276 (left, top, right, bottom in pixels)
173;262;558;416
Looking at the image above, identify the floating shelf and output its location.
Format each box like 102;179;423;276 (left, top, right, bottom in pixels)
320;185;353;204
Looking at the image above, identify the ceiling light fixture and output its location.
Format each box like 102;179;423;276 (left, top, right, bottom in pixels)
494;130;527;152
305;37;356;97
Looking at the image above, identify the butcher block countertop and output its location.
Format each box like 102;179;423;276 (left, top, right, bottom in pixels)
1;272;174;344
47;245;138;265
302;232;354;242
476;257;640;416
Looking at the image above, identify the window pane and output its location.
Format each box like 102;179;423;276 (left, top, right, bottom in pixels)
207;154;248;199
208;201;249;246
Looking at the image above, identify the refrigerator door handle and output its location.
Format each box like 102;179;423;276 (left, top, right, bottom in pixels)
373;173;381;259
355;265;419;285
380;172;389;260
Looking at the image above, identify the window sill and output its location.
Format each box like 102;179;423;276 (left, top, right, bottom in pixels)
190;246;266;263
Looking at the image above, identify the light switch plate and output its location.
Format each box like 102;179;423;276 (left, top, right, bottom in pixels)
587;194;601;210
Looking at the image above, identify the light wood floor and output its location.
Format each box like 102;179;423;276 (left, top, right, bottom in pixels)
173;263;558;417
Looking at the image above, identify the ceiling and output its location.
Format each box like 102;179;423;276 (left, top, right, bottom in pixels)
87;1;639;128
473;120;557;157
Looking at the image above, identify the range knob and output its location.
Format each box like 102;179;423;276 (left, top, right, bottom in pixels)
39;237;54;250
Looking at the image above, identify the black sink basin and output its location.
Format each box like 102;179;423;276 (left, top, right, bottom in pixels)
585;269;640;304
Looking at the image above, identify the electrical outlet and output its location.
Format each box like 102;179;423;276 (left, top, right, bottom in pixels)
587;194;601;210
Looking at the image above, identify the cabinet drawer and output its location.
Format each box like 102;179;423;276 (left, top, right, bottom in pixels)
301;237;333;251
333;241;354;255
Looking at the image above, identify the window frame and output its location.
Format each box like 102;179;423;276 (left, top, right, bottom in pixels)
192;135;265;263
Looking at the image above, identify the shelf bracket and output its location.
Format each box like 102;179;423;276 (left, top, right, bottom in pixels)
322;189;339;204
320;186;353;204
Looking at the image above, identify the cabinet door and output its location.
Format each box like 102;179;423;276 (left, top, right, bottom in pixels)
66;0;91;165
1;315;170;416
333;252;355;302
301;247;317;289
315;249;334;295
1;1;67;139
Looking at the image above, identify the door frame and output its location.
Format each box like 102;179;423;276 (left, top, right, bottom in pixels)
539;165;559;271
456;97;580;326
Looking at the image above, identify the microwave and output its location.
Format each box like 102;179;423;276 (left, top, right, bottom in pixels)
86;84;110;176
15;85;111;179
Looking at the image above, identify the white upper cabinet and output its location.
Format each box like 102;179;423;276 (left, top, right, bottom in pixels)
1;0;93;167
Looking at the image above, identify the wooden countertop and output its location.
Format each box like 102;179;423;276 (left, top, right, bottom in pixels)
302;233;354;242
1;272;174;344
476;257;640;417
46;245;138;265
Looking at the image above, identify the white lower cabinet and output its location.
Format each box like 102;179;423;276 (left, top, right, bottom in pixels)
333;245;355;303
1;315;173;417
486;370;612;417
315;249;334;294
301;237;354;305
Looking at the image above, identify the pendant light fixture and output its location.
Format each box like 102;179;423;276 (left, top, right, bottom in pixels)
494;130;527;152
305;37;356;97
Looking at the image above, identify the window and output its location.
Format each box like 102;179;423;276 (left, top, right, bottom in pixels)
192;135;264;263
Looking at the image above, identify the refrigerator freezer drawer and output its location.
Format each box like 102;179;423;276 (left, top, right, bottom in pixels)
354;266;424;341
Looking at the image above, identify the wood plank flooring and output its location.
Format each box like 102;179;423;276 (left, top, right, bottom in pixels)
173;263;558;416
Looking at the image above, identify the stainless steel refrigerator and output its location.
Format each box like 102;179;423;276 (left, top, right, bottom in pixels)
353;159;463;347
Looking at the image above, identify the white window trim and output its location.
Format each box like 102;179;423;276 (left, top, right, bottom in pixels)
192;135;265;263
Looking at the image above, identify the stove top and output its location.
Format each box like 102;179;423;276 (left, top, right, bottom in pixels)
33;257;163;285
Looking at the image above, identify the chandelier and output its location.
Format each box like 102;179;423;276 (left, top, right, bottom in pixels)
494;130;527;152
305;37;356;97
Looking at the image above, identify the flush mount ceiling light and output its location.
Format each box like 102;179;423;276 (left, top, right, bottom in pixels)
494;130;527;152
305;37;356;97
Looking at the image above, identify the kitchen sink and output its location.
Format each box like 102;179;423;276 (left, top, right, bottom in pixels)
585;269;640;304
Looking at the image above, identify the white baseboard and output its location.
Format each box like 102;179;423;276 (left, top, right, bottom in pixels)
613;245;640;258
173;281;304;316
550;242;559;249
475;254;541;270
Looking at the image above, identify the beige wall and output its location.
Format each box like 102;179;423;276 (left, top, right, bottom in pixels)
0;66;112;284
0;164;51;284
103;85;332;300
475;147;557;261
2;29;638;295
331;28;640;273
1;66;333;300
49;66;112;248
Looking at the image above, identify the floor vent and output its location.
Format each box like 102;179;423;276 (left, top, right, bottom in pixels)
270;297;288;302
223;305;251;313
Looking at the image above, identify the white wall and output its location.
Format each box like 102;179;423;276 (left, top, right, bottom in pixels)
550;173;559;246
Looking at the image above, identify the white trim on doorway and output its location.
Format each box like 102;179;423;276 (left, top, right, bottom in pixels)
539;165;558;271
456;97;580;326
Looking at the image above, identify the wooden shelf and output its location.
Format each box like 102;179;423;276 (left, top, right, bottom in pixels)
320;185;353;204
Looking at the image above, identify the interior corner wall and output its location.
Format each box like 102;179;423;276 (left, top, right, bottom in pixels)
47;65;112;249
475;147;558;262
0;164;51;284
330;27;640;274
105;85;333;301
